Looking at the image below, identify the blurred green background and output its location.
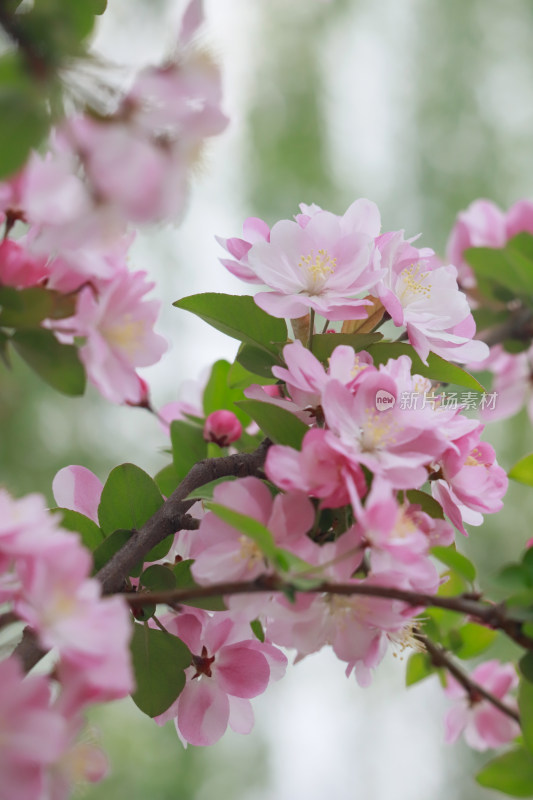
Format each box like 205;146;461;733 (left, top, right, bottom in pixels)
3;0;533;797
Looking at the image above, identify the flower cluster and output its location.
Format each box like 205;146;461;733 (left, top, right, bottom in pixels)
0;0;227;404
0;488;134;798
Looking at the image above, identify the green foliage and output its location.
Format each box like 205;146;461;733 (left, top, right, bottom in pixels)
52;507;104;551
174;293;287;356
170;419;207;481
365;342;485;391
476;748;533;797
140;565;177;592
227;357;277;389
431;546;476;583
520;678;533;755
453;623;496;659
405;652;435;686
509;454;533;487
250;619;265;642
130;624;191;718
0;286;75;329
203;359;251;427
465;234;533;302
235;343;283;379
11;329;86;395
405;489;445;519
236;399;308;448
92;529;133;574
98;463;164;535
173;560;226;611
154;463;182;497
310;332;383;362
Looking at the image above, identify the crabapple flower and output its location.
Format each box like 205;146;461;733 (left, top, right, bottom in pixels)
431;427;508;536
471;343;533;424
0;239;48;288
375;230;488;364
203;410;242;446
0;657;68;800
226;199;382;320
55;269;167;404
266;428;367;509
322;356;451;489
52;465;103;525
216;216;270;282
191;476;315;584
444;660;520;750
154;610;287;746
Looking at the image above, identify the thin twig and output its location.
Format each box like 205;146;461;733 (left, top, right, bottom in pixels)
415;631;520;724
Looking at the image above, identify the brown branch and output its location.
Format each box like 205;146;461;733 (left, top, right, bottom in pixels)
0;5;51;79
96;439;272;595
415;631;520;724
0;610;19;631
122;575;533;652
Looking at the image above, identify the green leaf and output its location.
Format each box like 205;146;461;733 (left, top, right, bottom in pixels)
311;332;383;362
405;652;434;686
494;564;531;593
170;420;207;481
510;454;533;487
250;619;265;642
234;344;281;381
520;679;533;755
154;463;181;497
130;624;191;718
203;359;251;426
12;329;86;395
0;55;49;179
236;399;308;449
227;357;277;390
466;234;533;302
431;546;476;583
174;293;287;355
173;560;226;610
520;653;533;684
366;342;485;391
405;490;444;519
206;501;277;559
476;748;533;797
472;307;509;332
0;286;73;328
140;565;176;592
92;528;132;573
454;622;496;659
185;476;237;501
51;507;104;551
98;463;164;535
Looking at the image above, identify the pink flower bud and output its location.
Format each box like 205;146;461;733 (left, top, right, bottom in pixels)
203;410;242;446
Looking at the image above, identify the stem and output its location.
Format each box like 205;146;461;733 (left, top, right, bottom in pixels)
96;438;272;595
321;318;330;334
415;631;520;724
308;308;315;350
122;576;533;651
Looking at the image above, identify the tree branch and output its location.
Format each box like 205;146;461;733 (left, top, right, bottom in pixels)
415;630;520;724
96;439;272;595
122;575;533;651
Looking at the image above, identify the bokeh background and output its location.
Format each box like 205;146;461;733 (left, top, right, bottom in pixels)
3;1;533;797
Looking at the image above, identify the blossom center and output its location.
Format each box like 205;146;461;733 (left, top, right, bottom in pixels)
359;408;396;452
192;645;216;679
236;535;264;569
298;248;337;293
104;314;146;355
397;263;432;304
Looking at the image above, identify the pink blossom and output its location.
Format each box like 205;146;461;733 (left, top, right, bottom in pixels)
266;428;367;508
154;610;286;746
55;269;167;404
52;465;103;525
446;199;507;289
444;660;520;750
0;657;68;800
473;344;533;424
216;216;271;283
204;410;242;446
431;427;508;536
191;477;315;584
376;230;488;364
0;239;48;288
239;200;382;319
322;357;451;489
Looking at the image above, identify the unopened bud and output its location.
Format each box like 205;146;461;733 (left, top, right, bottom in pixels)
203;410;242;446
